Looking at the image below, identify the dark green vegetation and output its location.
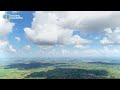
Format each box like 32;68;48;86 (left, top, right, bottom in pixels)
88;61;120;65
26;68;108;79
5;62;55;70
1;59;120;79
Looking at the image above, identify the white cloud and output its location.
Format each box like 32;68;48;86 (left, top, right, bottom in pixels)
80;12;120;32
38;45;53;49
61;49;72;56
52;11;120;32
0;11;16;57
83;49;99;54
70;35;91;45
0;11;15;37
0;39;17;56
8;45;16;53
74;45;89;49
100;37;113;45
104;28;112;33
0;39;8;48
100;27;120;45
82;48;120;57
24;11;91;46
15;37;21;42
24;45;31;49
0;41;16;53
24;27;72;45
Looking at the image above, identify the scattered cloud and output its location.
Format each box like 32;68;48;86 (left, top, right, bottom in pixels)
74;45;89;49
100;37;113;45
0;11;16;55
0;39;17;54
70;35;91;45
24;45;31;50
82;46;120;57
2;11;120;58
38;45;53;49
100;27;120;45
8;45;16;53
15;37;21;42
0;39;8;48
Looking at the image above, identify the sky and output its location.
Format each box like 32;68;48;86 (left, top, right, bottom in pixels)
1;11;120;59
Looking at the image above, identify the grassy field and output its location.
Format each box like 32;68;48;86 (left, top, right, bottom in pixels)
0;60;120;79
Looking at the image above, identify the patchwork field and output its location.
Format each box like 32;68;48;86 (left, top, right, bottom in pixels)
0;59;120;79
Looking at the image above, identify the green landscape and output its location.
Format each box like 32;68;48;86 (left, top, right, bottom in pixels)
0;59;120;79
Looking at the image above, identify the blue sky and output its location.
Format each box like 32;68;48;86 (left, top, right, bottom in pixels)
1;11;120;59
7;11;33;48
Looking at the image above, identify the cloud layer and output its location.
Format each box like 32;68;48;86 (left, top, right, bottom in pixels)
2;11;120;58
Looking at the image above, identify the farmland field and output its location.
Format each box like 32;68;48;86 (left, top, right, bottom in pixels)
0;58;120;79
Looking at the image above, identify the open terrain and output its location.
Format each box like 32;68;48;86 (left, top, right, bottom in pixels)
0;59;120;79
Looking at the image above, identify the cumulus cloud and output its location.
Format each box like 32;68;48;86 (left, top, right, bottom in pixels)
100;37;113;45
70;35;91;44
24;11;91;46
15;37;21;42
42;11;120;32
0;11;15;37
8;45;16;53
24;27;72;45
0;11;16;56
100;27;120;45
0;39;16;53
60;11;120;32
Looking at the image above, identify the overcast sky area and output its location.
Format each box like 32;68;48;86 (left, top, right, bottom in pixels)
1;11;120;59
